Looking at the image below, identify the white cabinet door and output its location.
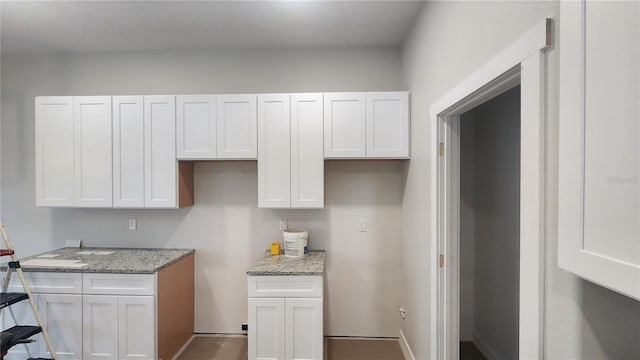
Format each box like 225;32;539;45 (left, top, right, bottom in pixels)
35;96;75;207
323;93;366;158
559;0;640;300
285;298;323;360
83;295;119;359
258;94;291;208
177;95;217;159
144;95;177;208
217;94;257;159
291;93;324;208
118;296;156;360
248;297;285;360
3;295;39;360
366;92;409;158
74;96;113;207
113;96;145;208
38;294;83;360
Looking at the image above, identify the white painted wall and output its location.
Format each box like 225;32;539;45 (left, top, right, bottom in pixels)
459;112;475;342
402;1;640;359
465;87;521;360
0;47;405;336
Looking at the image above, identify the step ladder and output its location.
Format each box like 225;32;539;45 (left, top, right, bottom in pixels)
0;223;57;360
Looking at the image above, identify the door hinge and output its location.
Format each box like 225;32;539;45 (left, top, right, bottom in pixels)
439;142;445;156
439;254;445;268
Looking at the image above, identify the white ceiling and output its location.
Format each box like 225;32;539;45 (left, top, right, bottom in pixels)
0;1;425;54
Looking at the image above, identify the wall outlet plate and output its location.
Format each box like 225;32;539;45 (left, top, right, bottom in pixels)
241;323;248;331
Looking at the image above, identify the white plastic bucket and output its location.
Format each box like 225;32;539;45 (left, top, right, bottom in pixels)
283;229;308;258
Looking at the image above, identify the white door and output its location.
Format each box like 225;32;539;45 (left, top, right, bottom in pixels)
118;296;155;360
74;96;113;207
144;95;177;208
177;95;217;159
291;93;324;208
258;94;291;208
83;295;119;359
365;92;409;158
35;96;75;207
248;297;285;360
285;298;323;360
113;96;145;208
2;295;39;360
217;94;257;159
38;294;83;360
323;93;366;158
559;0;640;300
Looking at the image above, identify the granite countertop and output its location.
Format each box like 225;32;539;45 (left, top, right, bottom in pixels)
246;250;325;276
8;247;194;274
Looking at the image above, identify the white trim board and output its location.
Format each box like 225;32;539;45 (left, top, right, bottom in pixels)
399;329;416;360
429;18;551;360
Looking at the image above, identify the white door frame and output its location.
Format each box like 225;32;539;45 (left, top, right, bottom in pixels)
429;19;551;360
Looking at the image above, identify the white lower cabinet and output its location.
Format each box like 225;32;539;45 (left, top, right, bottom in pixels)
118;296;155;360
83;295;119;359
39;294;83;359
248;276;323;360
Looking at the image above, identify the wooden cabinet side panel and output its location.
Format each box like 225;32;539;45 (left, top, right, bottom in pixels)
157;254;195;360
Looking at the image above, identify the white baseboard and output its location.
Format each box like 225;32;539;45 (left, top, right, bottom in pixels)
472;333;500;360
170;334;195;360
398;329;416;360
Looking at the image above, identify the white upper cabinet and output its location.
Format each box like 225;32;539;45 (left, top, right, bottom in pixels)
324;92;366;158
258;93;325;209
113;96;145;208
366;92;409;158
35;96;75;207
258;94;291;208
291;93;324;208
144;95;178;208
559;0;640;300
217;94;257;159
177;95;217;159
74;96;113;207
324;91;409;159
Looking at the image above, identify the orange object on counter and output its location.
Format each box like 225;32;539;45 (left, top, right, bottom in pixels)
270;242;281;255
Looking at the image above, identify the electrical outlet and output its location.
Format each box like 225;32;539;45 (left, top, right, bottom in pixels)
280;219;288;230
359;218;367;232
241;323;248;332
398;306;407;319
128;219;137;231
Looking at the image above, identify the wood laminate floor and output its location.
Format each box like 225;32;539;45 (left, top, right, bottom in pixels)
176;335;404;360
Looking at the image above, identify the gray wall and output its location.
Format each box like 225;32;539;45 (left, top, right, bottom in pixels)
461;86;521;360
402;1;640;359
1;47;406;336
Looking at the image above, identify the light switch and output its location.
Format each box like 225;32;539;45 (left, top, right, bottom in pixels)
359;218;367;232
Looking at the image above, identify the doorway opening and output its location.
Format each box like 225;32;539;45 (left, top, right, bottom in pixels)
430;19;550;360
458;86;521;360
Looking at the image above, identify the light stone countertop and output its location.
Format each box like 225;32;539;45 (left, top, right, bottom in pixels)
10;247;194;274
246;250;325;276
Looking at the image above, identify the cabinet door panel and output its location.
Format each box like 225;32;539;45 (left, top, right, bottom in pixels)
35;96;74;206
119;296;156;360
324;93;365;158
38;294;83;360
144;95;177;208
366;92;409;158
248;297;285;360
113;96;145;208
559;0;640;300
217;94;257;159
3;295;39;359
83;295;119;359
74;96;113;207
291;94;324;208
258;94;291;208
177;95;217;159
285;298;323;360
